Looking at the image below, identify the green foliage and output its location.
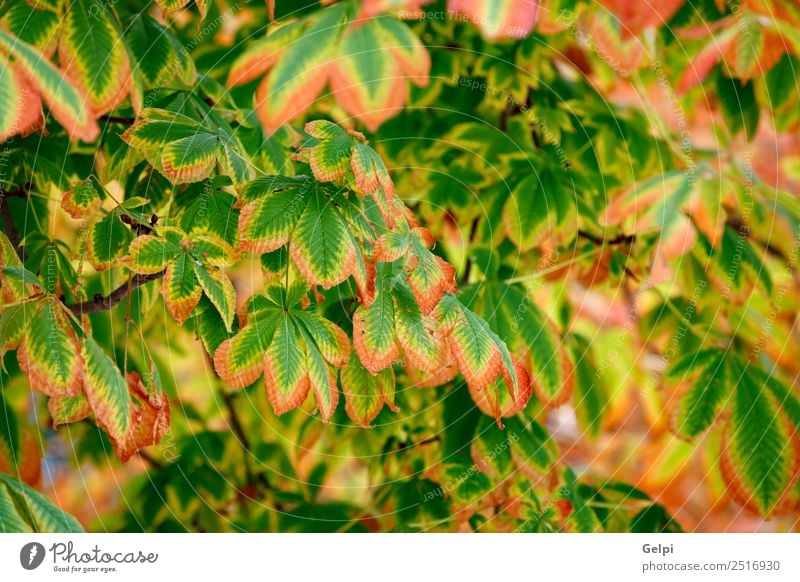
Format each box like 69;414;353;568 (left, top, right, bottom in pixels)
0;0;798;533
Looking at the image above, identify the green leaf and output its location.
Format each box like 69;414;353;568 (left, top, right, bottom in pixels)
0;473;84;532
341;352;396;427
214;290;349;421
263;313;309;416
177;181;239;254
59;0;131;114
724;359;794;517
162;251;203;325
717;75;760;141
62;176;103;219
192;298;236;357
393;283;444;373
193;263;235;332
128;230;183;275
505;416;559;472
18;299;83;398
81;336;131;447
438;463;493;505
213;302;280;388
570;336;607;439
563;469;602;532
48;393;92;428
86;209;134;270
0;53;37;142
471;416;514;478
1;266;42;288
353;279;398;373
290;183;359;288
503;171;570;251
238;176;310;254
253;5;349;131
0;392;20;466
0;482;32;533
3;1;60;52
125;14;186;88
669;348;730;439
121;108;252;189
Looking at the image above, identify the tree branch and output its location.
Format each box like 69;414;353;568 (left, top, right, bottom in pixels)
66;271;165;314
0;187;31;261
99;115;136;125
577;230;636;246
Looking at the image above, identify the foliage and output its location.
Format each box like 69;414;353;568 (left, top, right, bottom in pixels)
0;0;799;533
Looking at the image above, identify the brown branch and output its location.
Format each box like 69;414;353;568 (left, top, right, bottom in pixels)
99;115;136;125
577;230;636;246
66;271;165;314
0;186;31;261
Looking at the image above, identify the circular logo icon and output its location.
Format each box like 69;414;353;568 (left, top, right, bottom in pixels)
20;542;46;570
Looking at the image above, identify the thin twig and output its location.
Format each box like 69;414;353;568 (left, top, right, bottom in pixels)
65;271;165;314
99;115;136;125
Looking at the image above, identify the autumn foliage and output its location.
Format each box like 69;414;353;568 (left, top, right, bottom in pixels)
1;0;799;533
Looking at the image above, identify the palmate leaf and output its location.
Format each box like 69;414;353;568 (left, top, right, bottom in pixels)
329;16;430;132
214;284;349;422
666;348;731;439
721;358;797;518
301;121;400;225
129;228;236;326
0;473;83;532
121;108;253;190
59;0;131;115
252;5;349;132
238;176;367;290
0;28;98;141
229;5;429;132
373;222;456;314
353;270;445;376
